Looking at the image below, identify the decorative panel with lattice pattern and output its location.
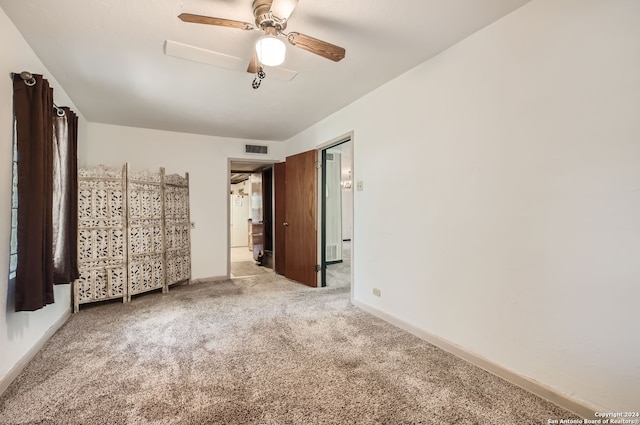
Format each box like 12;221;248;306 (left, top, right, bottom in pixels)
164;172;191;286
127;166;166;299
74;164;191;312
75;165;127;312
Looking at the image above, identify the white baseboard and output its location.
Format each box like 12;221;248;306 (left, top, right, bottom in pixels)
352;299;600;419
0;308;71;397
190;275;228;284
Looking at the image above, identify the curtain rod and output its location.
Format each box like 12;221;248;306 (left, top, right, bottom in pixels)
10;71;66;117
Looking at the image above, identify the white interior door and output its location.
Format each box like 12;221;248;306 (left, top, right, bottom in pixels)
231;194;250;247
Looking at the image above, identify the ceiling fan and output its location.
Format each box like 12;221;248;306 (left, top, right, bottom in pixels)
178;0;346;79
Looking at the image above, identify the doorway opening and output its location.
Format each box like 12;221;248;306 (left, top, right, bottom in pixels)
320;139;353;288
229;160;275;278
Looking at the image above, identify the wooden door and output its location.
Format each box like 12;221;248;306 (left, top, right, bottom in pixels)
283;150;318;287
274;162;286;275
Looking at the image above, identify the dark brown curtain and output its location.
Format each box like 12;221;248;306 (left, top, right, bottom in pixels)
13;74;55;311
52;108;79;283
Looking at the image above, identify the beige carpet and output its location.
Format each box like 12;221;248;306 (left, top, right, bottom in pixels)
230;261;271;278
0;274;576;424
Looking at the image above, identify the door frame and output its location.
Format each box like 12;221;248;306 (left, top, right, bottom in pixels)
273;162;286;276
316;132;354;295
227;158;275;279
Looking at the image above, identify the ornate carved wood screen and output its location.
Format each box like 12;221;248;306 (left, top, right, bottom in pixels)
164;172;191;286
74;164;191;312
75;165;128;311
127;166;166;300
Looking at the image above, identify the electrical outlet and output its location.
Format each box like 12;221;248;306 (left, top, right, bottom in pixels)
372;288;381;297
356;180;364;191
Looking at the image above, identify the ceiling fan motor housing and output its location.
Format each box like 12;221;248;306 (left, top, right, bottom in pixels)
252;0;287;32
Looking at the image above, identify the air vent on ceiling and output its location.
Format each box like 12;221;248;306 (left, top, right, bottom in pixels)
245;144;268;155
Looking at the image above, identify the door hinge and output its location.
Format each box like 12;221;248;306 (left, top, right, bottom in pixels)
315;264;321;272
315;161;322;169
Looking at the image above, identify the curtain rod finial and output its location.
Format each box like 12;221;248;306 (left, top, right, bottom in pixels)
11;71;36;86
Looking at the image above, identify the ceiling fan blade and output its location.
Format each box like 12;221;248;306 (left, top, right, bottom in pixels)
287;32;345;62
269;0;299;20
178;13;255;30
247;51;260;74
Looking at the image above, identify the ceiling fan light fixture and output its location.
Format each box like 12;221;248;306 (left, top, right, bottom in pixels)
255;35;286;67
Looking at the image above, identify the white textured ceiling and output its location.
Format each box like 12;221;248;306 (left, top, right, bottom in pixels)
1;0;531;141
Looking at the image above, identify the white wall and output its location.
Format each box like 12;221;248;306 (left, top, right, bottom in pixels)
284;0;640;413
80;123;284;280
0;6;88;392
340;142;353;241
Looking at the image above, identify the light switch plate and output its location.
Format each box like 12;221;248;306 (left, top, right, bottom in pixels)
356;180;364;191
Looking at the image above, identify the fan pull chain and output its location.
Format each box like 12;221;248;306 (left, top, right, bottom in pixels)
252;68;267;89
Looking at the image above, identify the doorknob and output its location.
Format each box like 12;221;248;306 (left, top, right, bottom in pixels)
283;222;289;226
